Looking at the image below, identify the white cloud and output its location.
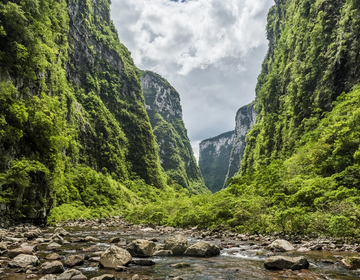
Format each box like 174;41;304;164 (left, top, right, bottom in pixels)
111;0;274;156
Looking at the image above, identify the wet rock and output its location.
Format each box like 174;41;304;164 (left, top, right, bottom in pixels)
89;257;101;262
8;247;34;258
46;242;62;250
46;253;61;260
64;255;85;267
39;275;57;280
264;256;309;270
84;236;99;242
54;228;71;237
269;239;295;252
99;245;132;268
108;237;120;244
310;244;323;250
184;241;220;257
27;274;37;279
82;246;101;252
8;254;40;268
126;239;156;257
153;250;173;256
39;261;64;274
164;235;188;255
115;266;127;271
141;228;157;233
24;231;40;240
89;275;115;280
132;259;155;266
0;243;7;251
132;275;140;280
341;257;360;270
57;269;87;280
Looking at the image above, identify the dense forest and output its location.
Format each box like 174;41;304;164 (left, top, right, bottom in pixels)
1;0;360;238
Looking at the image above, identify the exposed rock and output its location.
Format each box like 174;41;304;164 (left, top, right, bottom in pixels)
24;231;40;240
269;239;295;252
170;262;191;268
126;239;156;257
64;255;85;267
132;275;140;280
310;244;323;251
39;261;64;274
89;275;115;280
46;242;62;250
184;241;220;257
8;254;40;268
297;247;310;252
264;256;309;270
82;246;100;252
54;228;71;237
27;274;38;279
99;245;132;268
39;275;57;280
8;247;34;258
108;237;120;244
341;257;360;270
84;236;99;242
57;269;87;280
163;235;188;255
45;253;61;260
153;250;173;256
140;227;157;233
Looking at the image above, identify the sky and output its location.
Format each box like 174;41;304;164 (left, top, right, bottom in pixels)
111;0;274;160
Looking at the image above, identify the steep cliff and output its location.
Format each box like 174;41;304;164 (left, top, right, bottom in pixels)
241;0;360;174
199;131;235;193
141;71;208;195
0;0;165;224
224;103;255;186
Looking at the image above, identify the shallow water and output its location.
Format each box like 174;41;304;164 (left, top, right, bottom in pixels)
1;226;360;280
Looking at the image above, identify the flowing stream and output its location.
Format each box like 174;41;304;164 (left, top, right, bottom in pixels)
2;225;360;280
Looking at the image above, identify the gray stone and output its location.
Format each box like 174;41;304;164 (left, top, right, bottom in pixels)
184;241;220;257
99;245;132;268
89;275;114;280
45;253;61;260
269;239;295;252
46;242;62;250
39;261;64;274
8;254;40;268
39;275;57;280
126;239;156;257
8;247;34;258
65;255;85;267
57;269;87;280
54;228;71;236
163;235;188;255
264;256;309;270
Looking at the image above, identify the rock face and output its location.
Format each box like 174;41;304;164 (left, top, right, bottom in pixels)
199;103;255;192
8;254;40;268
264;256;309;270
126;239;156;257
163;235;188;255
269;239;295;252
141;71;208;195
100;246;132;268
184;241;220;257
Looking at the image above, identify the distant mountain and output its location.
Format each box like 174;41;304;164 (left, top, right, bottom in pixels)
141;71;209;195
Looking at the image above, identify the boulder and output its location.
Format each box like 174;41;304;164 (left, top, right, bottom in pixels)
90;275;114;280
54;228;71;237
39;261;64;274
108;237;120;244
82;246;100;252
8;247;34;258
57;269;87;280
184;241;220;257
8;254;40;268
64;255;85;267
341;257;360;270
46;242;62;250
99;245;132;268
24;231;40;240
39;275;57;280
46;253;61;260
264;256;309;270
84;236;99;242
269;239;295;252
153;250;173;256
163;235;188;255
126;239;156;257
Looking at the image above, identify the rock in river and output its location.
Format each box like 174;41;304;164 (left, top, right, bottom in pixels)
269;239;295;252
341;257;360;270
126;239;156;257
39;261;64;274
57;269;87;280
8;254;40;268
100;245;132;268
164;235;188;255
64;255;85;267
264;256;309;270
184;241;220;257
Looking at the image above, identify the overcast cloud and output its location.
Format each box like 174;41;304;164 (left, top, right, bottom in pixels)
111;0;274;160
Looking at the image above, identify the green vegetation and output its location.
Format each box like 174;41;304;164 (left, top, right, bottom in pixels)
0;0;166;222
141;71;209;195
